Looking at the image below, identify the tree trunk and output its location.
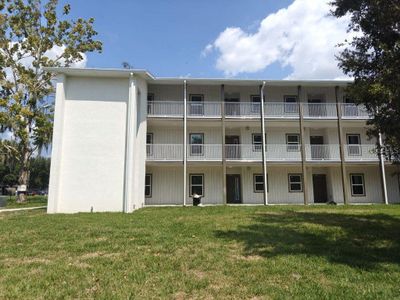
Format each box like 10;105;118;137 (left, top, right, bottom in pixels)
17;150;30;203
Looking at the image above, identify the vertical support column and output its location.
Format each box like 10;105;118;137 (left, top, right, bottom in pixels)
298;86;309;205
124;73;138;213
378;132;389;204
221;85;227;204
47;74;66;213
183;80;187;206
260;81;268;205
335;86;349;204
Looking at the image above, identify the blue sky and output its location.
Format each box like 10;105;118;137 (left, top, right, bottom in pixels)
60;0;351;80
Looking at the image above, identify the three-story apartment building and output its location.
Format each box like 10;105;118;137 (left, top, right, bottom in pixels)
46;68;400;213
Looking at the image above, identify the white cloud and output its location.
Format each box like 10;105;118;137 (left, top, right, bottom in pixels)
201;44;214;58
206;0;354;79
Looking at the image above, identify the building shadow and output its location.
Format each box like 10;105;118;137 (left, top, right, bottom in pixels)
214;210;400;270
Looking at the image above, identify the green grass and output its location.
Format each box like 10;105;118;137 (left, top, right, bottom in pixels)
1;205;400;299
1;195;47;209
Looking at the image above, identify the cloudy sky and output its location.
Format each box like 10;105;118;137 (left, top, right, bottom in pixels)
61;0;352;79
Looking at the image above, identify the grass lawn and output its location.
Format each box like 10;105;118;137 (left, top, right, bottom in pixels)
1;195;47;209
1;205;400;299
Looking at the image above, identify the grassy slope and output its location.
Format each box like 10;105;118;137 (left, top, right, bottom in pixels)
0;205;400;299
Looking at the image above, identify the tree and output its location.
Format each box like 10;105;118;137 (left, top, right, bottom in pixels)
0;0;102;202
29;156;50;190
330;0;400;160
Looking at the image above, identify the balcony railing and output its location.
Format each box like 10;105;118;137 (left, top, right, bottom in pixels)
341;104;370;119
148;101;371;120
344;144;378;161
265;102;299;118
303;103;337;119
306;144;340;161
147;101;183;117
146;144;183;161
147;143;379;162
187;144;222;161
187;102;221;118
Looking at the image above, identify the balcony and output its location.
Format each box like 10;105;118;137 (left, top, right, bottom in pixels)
344;144;378;161
305;144;340;161
187;144;222;161
148;101;371;120
341;104;370;119
303;103;337;119
146;144;183;161
225;144;302;162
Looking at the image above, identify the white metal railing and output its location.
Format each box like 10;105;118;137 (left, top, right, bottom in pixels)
147;101;183;117
265;102;299;118
341;104;370;119
225;102;261;118
187;144;222;161
146;144;183;161
303;103;337;119
187;102;221;118
224;144;302;161
344;144;378;161
306;144;340;161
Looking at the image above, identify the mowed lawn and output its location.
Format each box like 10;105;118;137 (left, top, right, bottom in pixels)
1;206;400;299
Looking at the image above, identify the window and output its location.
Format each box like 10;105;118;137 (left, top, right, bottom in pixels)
252;133;267;152
350;174;365;196
251;95;262;113
189;94;204;115
347;134;361;156
284;95;298;113
190;174;204;197
254;174;268;193
146;133;153;156
288;174;303;192
147;93;154;114
286;134;300;152
145;174;152;197
190;133;204;156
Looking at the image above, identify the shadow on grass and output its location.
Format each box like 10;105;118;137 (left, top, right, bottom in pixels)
214;211;400;270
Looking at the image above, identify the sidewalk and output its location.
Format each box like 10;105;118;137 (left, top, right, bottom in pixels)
0;206;47;213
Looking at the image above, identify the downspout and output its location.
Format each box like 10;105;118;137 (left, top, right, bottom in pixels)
183;80;187;206
378;132;389;204
260;81;268;205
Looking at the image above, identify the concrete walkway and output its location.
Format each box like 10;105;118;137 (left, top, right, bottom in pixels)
0;206;47;213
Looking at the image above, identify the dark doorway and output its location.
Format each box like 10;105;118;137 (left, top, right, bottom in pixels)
225;97;240;116
225;135;240;159
308;97;326;117
313;174;328;203
227;174;242;203
310;135;324;160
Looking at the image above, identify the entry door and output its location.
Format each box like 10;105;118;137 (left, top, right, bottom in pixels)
225;136;240;159
227;174;242;203
313;174;328;203
308;98;325;117
310;136;324;160
225;97;240;116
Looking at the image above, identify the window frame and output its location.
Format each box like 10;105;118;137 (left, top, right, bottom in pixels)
146;133;153;156
350;173;366;196
189;174;204;197
253;174;268;193
284;95;299;113
145;174;152;198
252;133;266;152
286;133;300;152
250;95;263;113
346;134;362;156
288;174;303;193
189;133;204;156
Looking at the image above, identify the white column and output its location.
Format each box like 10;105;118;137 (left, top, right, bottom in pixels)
260;81;268;205
123;74;137;213
183;80;187;206
47;74;66;213
378;132;389;204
